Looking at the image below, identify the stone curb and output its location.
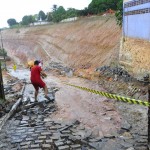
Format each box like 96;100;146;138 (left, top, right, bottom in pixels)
0;83;26;131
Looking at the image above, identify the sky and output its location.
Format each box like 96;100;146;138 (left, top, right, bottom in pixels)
0;0;92;28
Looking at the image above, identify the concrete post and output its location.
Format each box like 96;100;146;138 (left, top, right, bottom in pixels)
0;61;5;100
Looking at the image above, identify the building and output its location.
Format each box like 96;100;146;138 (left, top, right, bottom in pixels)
123;0;150;40
120;0;150;78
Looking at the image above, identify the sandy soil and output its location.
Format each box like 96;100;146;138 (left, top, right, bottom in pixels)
44;74;122;136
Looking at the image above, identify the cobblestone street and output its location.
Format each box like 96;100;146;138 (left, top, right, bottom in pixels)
0;83;94;150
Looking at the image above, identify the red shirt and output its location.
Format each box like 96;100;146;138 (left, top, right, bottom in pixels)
30;65;42;82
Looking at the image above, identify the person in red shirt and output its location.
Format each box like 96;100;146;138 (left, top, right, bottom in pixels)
30;60;50;102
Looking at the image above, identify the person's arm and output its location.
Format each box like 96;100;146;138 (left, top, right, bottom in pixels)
40;70;47;78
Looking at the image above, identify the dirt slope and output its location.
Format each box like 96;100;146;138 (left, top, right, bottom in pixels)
2;15;121;70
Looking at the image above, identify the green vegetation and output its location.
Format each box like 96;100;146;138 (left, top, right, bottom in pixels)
7;18;18;27
5;0;123;28
21;15;35;25
115;0;123;27
0;48;7;56
38;10;47;21
88;0;118;14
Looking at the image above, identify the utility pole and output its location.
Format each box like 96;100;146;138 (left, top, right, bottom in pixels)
0;61;5;100
148;83;150;149
0;29;6;70
144;74;150;149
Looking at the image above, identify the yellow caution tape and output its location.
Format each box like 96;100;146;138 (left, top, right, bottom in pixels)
64;83;150;107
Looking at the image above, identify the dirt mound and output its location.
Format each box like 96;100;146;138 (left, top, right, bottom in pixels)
2;15;121;71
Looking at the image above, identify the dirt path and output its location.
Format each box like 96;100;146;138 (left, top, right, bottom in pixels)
48;76;121;136
7;68;121;137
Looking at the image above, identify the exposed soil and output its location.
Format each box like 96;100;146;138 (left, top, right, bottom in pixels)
0;15;149;149
2;14;121;71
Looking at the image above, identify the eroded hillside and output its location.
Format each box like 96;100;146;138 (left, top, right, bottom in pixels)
2;15;121;71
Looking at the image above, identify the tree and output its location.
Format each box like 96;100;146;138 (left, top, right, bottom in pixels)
21;15;36;25
28;15;35;24
38;10;46;21
66;8;78;18
52;6;66;22
88;0;118;14
47;12;53;22
21;16;29;25
78;8;90;16
115;0;123;27
33;14;38;21
53;4;57;12
7;18;18;27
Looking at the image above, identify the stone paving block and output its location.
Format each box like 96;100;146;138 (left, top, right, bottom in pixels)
51;136;60;140
34;140;44;144
53;132;61;136
17;127;27;130
35;130;42;134
58;145;70;150
41;131;52;136
56;139;65;142
31;134;39;137
45;139;53;143
0;143;8;148
50;126;58;130
60;134;69;138
28;128;35;132
66;140;72;145
61;130;71;134
26;137;34;141
22;115;30;121
16;129;26;133
11;139;23;143
30;144;40;148
44;118;53;122
20;135;27;139
45;123;52;127
7;129;15;134
20;141;31;146
21;145;29;149
54;141;64;146
36;127;47;131
19;124;28;127
49;129;57;133
30;149;42;150
36;122;44;126
42;144;52;148
11;133;22;136
20;121;28;124
70;144;81;149
38;135;47;139
25;131;34;135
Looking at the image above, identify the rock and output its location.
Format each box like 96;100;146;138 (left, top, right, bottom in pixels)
126;147;135;150
121;120;131;131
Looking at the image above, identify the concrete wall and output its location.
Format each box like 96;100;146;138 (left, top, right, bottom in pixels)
120;0;150;77
123;0;150;40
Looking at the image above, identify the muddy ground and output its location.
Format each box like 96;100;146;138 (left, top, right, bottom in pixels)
0;65;149;150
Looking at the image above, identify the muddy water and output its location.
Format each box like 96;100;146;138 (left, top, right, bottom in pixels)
8;68;122;137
